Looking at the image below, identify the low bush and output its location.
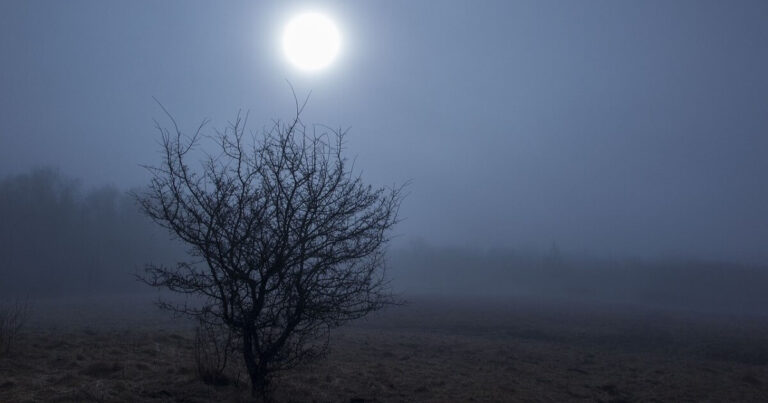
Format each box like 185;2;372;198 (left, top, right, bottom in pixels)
0;298;30;356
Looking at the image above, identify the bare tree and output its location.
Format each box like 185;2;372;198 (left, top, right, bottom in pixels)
135;101;405;400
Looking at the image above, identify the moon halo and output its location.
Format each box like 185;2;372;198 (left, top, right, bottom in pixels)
282;12;341;72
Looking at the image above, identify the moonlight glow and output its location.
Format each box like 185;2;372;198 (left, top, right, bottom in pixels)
282;12;341;71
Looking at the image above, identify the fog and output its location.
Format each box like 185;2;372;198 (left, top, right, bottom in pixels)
2;2;768;306
1;168;767;318
0;168;186;297
5;2;768;400
2;0;768;266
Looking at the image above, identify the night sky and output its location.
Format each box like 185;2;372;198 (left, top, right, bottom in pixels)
2;0;768;263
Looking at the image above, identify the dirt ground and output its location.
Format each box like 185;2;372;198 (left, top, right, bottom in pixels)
2;294;768;402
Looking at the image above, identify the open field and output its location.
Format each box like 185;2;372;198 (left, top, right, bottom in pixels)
2;294;768;402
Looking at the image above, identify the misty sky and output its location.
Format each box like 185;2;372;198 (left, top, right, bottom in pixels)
1;0;768;263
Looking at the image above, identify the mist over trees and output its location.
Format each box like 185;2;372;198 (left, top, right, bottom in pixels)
389;242;768;316
0;168;184;297
2;167;768;317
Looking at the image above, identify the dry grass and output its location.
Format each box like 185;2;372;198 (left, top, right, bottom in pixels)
1;294;768;402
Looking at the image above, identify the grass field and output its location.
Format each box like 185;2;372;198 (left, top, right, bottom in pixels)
2;294;768;402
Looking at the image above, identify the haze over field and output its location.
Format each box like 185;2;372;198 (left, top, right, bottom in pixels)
3;2;768;401
2;0;768;264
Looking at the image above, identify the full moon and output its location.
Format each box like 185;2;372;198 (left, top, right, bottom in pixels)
282;12;341;71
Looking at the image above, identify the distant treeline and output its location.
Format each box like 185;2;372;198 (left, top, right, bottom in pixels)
2;169;768;316
0;168;185;296
389;243;768;316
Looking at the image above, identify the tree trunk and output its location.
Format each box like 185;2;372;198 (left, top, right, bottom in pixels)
242;330;271;401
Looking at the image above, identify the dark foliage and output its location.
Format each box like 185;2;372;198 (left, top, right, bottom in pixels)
0;168;184;296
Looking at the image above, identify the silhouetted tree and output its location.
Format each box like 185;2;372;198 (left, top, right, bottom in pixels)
136;103;405;400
